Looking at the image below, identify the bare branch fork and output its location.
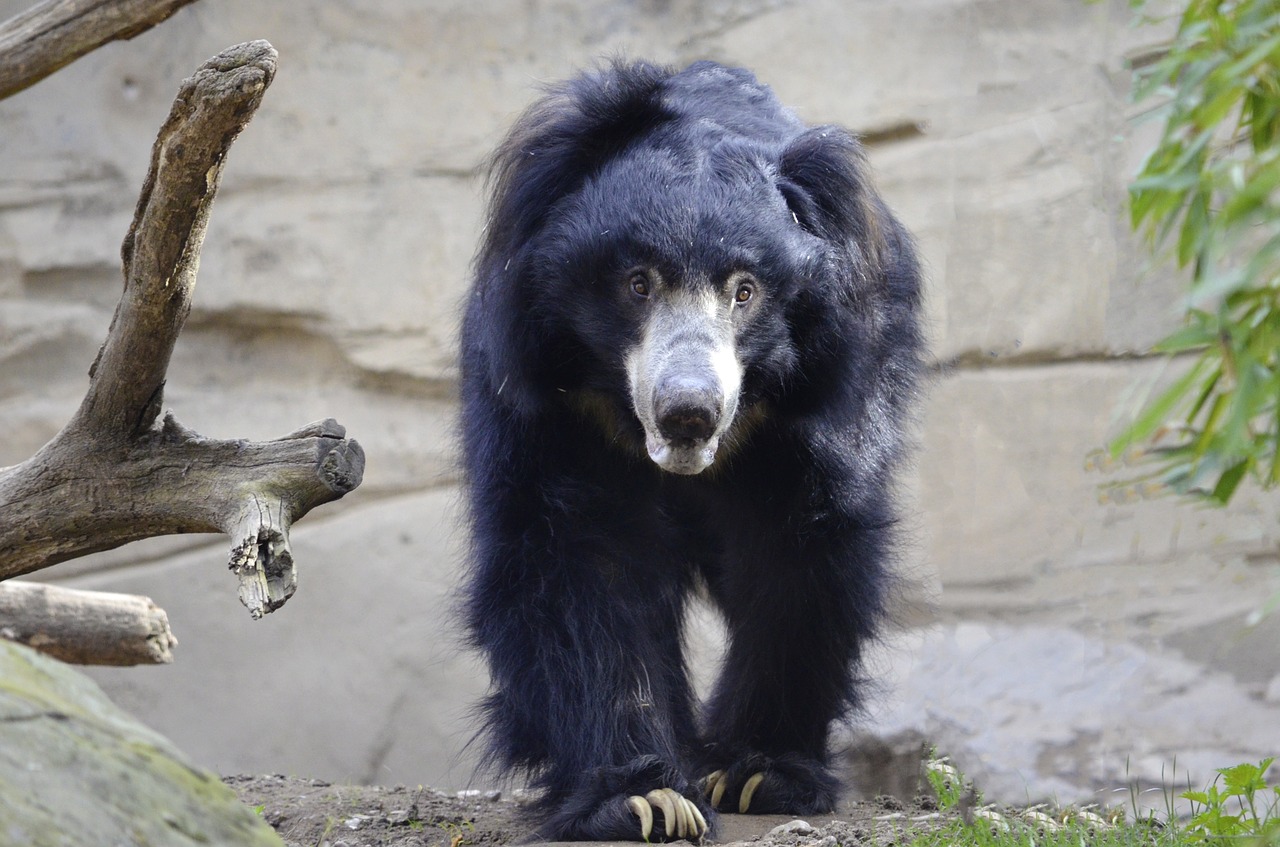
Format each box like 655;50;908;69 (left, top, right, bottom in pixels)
0;40;365;659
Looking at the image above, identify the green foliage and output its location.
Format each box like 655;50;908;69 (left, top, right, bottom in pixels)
440;818;476;847
1180;758;1280;842
918;753;1140;847
925;753;970;811
913;752;1280;847
1114;0;1280;503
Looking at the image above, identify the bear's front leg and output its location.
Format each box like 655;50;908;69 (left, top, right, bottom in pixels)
467;541;713;841
699;474;896;817
462;410;712;841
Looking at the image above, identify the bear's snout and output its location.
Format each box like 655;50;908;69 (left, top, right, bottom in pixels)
655;374;722;444
625;288;744;475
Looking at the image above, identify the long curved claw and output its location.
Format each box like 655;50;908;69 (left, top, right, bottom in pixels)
672;791;707;840
627;795;654;841
624;788;706;844
686;797;708;837
645;788;679;838
706;769;727;809
675;792;693;838
678;793;696;837
738;772;766;814
630;788;708;841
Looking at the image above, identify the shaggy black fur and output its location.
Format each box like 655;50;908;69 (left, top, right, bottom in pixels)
459;59;923;842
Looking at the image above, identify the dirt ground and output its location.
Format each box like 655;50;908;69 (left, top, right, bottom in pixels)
226;774;952;847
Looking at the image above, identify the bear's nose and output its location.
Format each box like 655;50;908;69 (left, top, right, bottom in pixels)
655;375;721;443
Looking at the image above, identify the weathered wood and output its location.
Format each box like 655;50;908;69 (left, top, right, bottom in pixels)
0;580;176;665
84;39;277;440
0;41;365;620
0;414;364;605
0;0;200;101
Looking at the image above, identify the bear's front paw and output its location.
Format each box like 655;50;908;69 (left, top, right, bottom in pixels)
701;753;839;815
535;756;713;842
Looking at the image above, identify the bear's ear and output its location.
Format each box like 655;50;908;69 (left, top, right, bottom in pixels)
481;60;672;266
777;126;887;267
469;60;673;411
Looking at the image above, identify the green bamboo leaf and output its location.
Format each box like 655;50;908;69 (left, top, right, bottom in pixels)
1248;88;1280;148
1130;170;1201;194
1220;155;1280;220
1195;392;1231;451
1210;458;1250;504
1220;29;1280;83
1193;87;1241;132
1187;265;1248;306
1113;358;1208;453
1186;366;1224;421
1177;185;1212;266
1152;322;1216;352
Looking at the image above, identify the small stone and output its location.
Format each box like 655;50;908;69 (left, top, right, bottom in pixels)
344;815;366;830
387;810;412;825
484;789;503;801
769;819;817;837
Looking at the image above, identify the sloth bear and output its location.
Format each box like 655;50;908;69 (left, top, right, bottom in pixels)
459;60;922;842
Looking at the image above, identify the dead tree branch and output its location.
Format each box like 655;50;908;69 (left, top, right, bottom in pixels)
0;40;364;621
0;581;176;665
0;0;200;101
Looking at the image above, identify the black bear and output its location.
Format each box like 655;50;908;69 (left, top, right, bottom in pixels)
459;59;922;842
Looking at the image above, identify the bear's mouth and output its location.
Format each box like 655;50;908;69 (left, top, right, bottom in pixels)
644;432;722;475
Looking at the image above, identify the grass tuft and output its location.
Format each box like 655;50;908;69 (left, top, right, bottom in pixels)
909;752;1280;847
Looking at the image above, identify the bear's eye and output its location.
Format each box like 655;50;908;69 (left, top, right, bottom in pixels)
630;273;651;299
734;282;754;305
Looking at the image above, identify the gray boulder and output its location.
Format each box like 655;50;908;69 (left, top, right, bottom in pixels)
0;639;281;846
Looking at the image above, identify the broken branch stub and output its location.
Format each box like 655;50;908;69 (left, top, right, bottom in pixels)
0;41;365;623
227;419;367;619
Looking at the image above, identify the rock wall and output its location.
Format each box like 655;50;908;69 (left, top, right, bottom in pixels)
3;0;1278;803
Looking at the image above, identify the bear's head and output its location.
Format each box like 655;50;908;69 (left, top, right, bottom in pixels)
469;60;891;475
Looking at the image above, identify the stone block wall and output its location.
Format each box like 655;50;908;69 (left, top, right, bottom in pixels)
3;0;1278;802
